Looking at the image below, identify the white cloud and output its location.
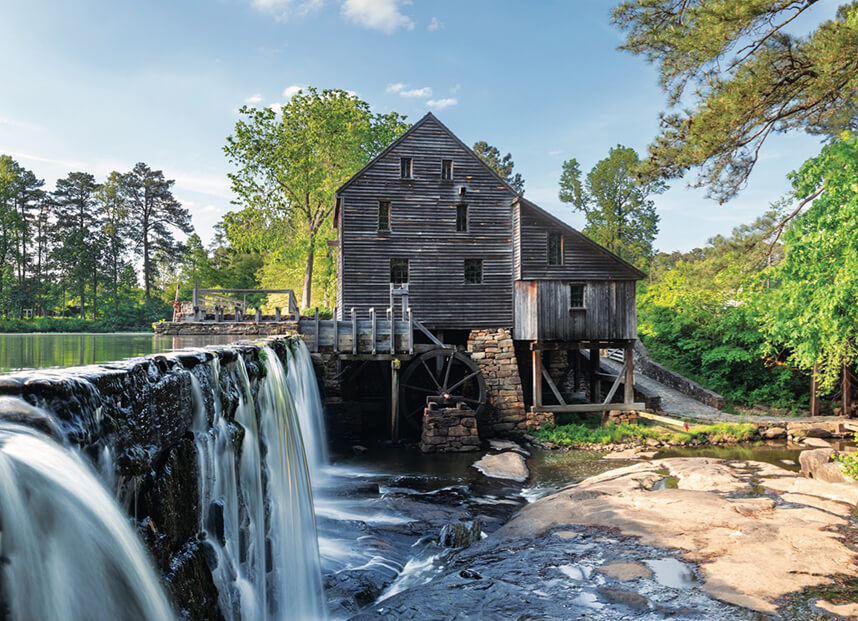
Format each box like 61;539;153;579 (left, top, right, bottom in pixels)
427;17;443;31
282;84;305;99
244;93;264;105
202;204;219;213
386;83;406;93
269;102;283;114
250;0;323;21
427;98;457;109
341;0;414;33
399;86;432;98
169;171;232;199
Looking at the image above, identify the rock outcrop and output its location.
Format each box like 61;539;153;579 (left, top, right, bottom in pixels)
472;451;529;482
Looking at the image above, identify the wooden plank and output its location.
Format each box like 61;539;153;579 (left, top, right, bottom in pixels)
351;308;357;355
370;308;377;355
531;402;646;413
590;348;600;403
391;361;400;441
602;360;626;405
624;342;635;404
533;349;543;407
332;307;338;353
637;411;692;429
541;367;566;405
413;319;443;346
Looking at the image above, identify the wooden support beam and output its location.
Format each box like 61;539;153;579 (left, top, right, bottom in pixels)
624;342;635;404
351;307;357;355
332;307;338;353
811;362;820;417
390;360;400;442
407;308;414;354
532;349;543;408
389;308;394;354
590;348;600;403
541;367;566;405
531;402;646;414
370;308;377;355
531;340;633;351
602;361;626;405
637;411;691;429
572;350;580;392
413;319;443;346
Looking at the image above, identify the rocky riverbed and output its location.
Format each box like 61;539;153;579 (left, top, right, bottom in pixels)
332;445;858;620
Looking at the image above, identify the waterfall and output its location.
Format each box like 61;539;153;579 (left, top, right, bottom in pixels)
193;340;326;621
285;340;329;478
0;415;174;621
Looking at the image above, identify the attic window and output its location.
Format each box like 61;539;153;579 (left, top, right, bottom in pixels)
378;201;390;231
456;204;468;232
464;259;482;284
400;157;412;179
548;233;563;265
441;159;453;180
570;283;585;309
390;258;409;284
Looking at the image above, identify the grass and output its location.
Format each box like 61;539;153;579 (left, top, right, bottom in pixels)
532;420;757;448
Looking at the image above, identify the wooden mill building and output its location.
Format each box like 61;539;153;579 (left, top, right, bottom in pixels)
333;113;645;435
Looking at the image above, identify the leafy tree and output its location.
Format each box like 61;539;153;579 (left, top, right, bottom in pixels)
472;141;525;194
52;172;100;319
96;172;131;312
756;132;858;390
613;1;858;202
224;87;409;308
559;145;664;268
122;163;193;299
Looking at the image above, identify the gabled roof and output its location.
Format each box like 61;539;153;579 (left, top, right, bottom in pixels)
334;112;520;225
514;196;646;280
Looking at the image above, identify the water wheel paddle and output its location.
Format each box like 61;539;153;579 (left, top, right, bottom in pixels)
400;349;487;432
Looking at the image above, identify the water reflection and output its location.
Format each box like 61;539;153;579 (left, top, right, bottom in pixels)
0;333;241;373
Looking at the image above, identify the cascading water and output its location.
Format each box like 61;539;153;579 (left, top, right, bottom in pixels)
0;410;174;621
193;341;326;620
285;342;329;479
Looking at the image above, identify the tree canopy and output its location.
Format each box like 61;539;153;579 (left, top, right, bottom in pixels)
224;87;409;308
613;0;858;202
472;141;525;195
559;145;664;268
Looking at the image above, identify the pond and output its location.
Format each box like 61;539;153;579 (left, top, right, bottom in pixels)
0;333;243;373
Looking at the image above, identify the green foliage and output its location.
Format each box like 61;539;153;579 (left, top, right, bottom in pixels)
533;420;756;447
559;145;664;269
472;141;525;194
755;133;858;391
613;1;858;201
639;211;807;409
224;87;409;308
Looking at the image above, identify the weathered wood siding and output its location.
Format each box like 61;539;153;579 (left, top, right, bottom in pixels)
514;280;637;341
516;201;642;281
337;116;515;329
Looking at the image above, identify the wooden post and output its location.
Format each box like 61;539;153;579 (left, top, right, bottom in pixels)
351;307;357;355
590;348;600;403
255;308;261;323
532;348;543;408
332;307;338;353
624;342;635;405
192;279;200;320
391;360;400;442
843;364;852;418
811;362;820;417
389;307;395;354
274;307;281;321
407;307;414;354
370;308;377;355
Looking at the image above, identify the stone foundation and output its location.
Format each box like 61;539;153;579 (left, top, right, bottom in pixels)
603;410;640;425
525;409;554;430
419;403;481;453
467;328;527;436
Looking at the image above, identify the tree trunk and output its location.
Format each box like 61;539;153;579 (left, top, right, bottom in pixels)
302;242;314;309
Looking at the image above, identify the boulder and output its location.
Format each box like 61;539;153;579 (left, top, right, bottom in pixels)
760;426;786;439
799;448;851;483
440;520;482;548
472;452;529;482
597;561;653;581
801;437;832;449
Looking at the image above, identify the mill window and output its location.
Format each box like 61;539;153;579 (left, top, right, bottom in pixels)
378;201;390;231
570;284;585;309
400;157;412;179
548;232;563;265
390;258;409;284
464;259;483;284
456;204;468;232
441;159;453;180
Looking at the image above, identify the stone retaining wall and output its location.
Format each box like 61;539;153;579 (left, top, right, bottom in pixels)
467;328;527;436
633;341;726;410
419;403;480;453
154;320;299;336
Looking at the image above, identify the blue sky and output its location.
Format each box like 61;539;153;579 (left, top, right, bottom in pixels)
0;0;840;251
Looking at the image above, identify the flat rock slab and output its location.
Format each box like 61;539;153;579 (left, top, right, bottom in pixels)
499;457;858;615
598;561;653;581
603;448;658;460
472;452;529;482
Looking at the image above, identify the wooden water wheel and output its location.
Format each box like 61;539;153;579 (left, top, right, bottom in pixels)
400;349;487;432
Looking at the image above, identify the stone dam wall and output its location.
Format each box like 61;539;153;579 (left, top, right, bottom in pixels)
0;338;298;620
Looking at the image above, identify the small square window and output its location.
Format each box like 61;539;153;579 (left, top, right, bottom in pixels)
456;204;468;232
378;201;390;231
400;157;412;179
464;259;482;284
570;284;585;309
441;159;453;180
390;258;409;284
548;233;563;265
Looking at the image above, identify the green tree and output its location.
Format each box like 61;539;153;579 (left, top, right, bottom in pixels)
756;132;858;390
122;163;193;299
472;141;525;194
559;145;664;268
613;1;858;202
224;87;409;308
96;172;131;312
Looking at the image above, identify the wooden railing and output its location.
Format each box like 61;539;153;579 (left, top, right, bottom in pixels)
182;279;300;322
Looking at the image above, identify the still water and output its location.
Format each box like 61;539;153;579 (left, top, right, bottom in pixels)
0;333;242;373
